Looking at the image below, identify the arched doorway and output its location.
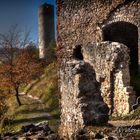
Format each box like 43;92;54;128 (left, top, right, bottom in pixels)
102;21;139;96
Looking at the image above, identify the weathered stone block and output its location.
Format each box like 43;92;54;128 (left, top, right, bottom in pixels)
59;60;109;139
83;42;136;116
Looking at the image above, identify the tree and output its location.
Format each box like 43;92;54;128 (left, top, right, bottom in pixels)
0;26;43;106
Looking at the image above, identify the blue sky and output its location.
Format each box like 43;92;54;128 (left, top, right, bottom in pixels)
0;0;56;43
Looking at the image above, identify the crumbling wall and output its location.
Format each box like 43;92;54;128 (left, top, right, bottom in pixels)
57;1;139;53
83;42;136;116
57;0;139;139
57;0;139;66
101;1;140;70
59;59;109;139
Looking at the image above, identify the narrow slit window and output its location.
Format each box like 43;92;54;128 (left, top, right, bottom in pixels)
73;45;83;60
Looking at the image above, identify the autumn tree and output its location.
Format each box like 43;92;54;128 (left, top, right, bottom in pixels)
0;26;43;106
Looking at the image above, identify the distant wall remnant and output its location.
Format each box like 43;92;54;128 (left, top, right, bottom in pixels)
38;3;55;59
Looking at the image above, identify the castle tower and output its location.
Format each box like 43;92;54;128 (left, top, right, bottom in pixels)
38;3;55;59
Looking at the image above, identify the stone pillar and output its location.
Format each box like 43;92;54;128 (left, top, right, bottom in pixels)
38;3;55;59
59;60;109;139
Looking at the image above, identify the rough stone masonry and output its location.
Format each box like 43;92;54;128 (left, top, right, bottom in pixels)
83;42;136;116
57;0;140;139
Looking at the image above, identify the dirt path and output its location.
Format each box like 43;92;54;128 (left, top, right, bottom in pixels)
19;92;41;101
20;92;140;128
109;120;140;127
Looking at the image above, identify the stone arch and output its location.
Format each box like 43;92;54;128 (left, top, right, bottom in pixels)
102;21;139;73
102;21;140;97
104;18;139;28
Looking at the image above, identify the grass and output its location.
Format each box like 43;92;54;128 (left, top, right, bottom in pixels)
0;61;60;133
109;106;140;121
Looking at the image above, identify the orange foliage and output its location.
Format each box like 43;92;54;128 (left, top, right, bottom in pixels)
0;49;43;92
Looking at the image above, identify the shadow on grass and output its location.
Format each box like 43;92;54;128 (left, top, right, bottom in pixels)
15;106;57;115
5;114;60;126
22;102;44;105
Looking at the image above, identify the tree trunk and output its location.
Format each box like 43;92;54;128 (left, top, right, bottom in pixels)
15;87;22;106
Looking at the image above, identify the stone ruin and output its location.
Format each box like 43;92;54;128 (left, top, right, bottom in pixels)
38;3;55;59
56;0;140;139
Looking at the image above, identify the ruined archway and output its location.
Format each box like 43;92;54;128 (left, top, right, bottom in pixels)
103;21;138;71
102;21;139;96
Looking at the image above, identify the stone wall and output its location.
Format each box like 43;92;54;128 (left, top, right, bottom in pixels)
58;41;136;139
100;0;140;71
83;42;136;116
57;0;139;61
57;0;139;139
59;59;109;139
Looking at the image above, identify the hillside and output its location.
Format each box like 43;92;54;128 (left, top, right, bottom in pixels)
1;61;60;133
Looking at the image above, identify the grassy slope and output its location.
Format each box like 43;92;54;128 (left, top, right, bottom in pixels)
1;61;60;133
